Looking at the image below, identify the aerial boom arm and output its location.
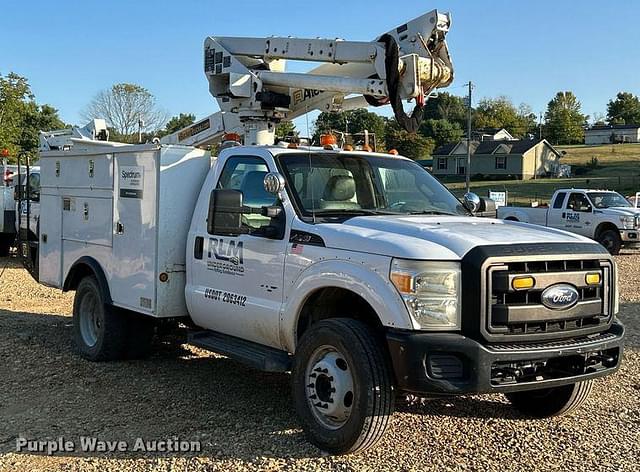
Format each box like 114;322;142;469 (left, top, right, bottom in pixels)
165;8;454;147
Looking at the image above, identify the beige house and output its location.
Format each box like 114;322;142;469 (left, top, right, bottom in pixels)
431;139;562;180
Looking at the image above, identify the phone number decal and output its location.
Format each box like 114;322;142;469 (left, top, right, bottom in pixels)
204;288;247;307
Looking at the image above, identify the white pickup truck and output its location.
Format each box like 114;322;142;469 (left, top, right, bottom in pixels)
31;140;624;453
498;189;640;255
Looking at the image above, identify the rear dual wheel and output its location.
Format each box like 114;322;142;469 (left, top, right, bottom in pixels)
73;275;154;361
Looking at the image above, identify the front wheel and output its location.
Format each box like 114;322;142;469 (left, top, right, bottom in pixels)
292;318;394;454
505;380;593;418
597;229;621;255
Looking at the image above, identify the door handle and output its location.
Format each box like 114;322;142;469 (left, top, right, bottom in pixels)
194;236;204;260
115;222;124;234
561;212;566;218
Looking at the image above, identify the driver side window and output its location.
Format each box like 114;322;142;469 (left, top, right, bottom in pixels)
216;156;277;231
567;193;592;213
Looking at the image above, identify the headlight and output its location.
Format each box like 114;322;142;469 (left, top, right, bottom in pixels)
390;259;461;330
620;216;637;229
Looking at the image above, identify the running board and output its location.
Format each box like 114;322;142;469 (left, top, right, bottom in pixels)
188;330;292;372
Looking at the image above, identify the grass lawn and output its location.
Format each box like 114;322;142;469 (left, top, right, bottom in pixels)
444;143;640;206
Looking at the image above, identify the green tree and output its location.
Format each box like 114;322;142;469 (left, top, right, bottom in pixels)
384;120;435;159
606;92;640;125
419;118;464;147
423;92;467;128
544;91;587;144
0;72;66;162
275;120;297;140
474;96;535;138
82;83;168;141
313;109;386;146
18;103;66;154
157;113;196;137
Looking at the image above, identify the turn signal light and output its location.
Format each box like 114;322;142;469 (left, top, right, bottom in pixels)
585;273;601;285
512;276;535;290
390;272;413;294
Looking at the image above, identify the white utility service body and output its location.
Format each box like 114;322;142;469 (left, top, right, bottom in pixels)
498;188;640;254
39;142;209;317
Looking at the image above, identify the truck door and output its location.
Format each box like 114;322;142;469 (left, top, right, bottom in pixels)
189;155;286;348
547;191;567;228
563;192;594;236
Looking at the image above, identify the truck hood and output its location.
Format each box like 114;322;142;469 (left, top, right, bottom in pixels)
599;207;640;217
312;215;596;260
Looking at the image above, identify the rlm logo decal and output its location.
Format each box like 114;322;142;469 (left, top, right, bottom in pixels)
208;238;244;266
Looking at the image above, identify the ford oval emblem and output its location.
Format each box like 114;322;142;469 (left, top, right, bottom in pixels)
541;284;579;310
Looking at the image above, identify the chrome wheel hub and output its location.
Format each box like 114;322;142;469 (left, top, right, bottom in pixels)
79;292;101;347
305;346;354;429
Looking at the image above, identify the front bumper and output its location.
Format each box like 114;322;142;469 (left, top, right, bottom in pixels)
386;321;624;395
620;229;639;243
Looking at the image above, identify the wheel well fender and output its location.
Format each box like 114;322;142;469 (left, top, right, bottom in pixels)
280;259;412;353
63;256;112;304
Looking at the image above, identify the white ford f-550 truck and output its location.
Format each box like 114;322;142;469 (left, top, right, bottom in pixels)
28;9;624;454
498;189;640;255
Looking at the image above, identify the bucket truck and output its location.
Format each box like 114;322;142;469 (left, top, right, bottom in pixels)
29;8;623;454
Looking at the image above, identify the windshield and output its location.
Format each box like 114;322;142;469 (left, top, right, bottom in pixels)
277;153;467;219
588;192;632;209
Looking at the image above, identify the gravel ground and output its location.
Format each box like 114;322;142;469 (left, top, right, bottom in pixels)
0;250;639;472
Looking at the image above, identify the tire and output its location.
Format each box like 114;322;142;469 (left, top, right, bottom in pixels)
292;318;394;454
505;380;593;418
0;234;12;257
72;276;128;361
597;229;622;255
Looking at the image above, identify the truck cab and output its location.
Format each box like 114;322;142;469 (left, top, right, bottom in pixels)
498;188;640;254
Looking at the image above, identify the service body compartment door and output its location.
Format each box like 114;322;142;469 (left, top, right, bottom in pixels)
111;152;158;314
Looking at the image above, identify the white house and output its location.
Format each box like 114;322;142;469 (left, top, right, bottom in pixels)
585;124;640;144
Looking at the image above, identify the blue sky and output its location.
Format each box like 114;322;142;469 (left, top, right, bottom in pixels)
2;0;639;129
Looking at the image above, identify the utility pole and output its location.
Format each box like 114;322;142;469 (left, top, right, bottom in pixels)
539;112;543;140
465;81;473;194
138;117;144;144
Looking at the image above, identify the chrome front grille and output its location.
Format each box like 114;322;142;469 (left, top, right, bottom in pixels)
485;258;613;341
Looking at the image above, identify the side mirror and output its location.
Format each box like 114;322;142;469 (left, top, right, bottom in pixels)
207;189;247;236
463;192;481;213
263;172;286;194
